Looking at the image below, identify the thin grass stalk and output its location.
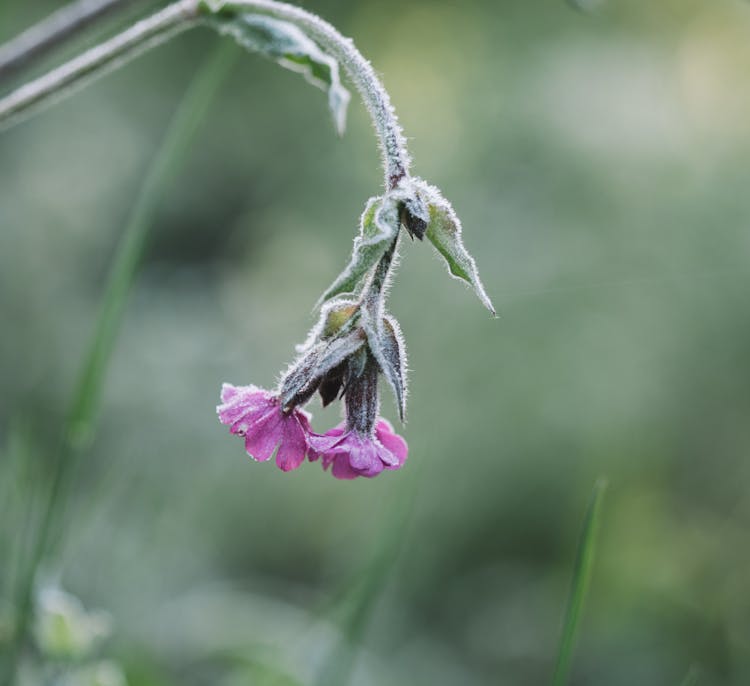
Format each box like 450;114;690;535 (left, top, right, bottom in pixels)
1;41;238;686
551;478;607;686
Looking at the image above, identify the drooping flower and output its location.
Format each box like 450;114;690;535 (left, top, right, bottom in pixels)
309;418;408;480
217;383;312;472
217;295;410;479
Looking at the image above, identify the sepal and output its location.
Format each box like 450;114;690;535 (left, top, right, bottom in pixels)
344;352;379;435
411;179;496;316
399;185;429;240
280;328;366;411
360;308;407;422
318;195;400;305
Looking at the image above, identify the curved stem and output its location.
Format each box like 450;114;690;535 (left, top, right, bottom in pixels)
206;0;410;189
0;0;412;190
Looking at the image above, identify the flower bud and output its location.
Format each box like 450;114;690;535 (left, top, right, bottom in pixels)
344;352;379;435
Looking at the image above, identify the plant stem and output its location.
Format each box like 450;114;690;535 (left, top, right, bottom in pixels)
210;0;410;188
0;0;412;190
0;0;199;130
0;0;143;83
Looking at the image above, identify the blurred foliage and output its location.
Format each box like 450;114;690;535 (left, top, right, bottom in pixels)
3;0;750;684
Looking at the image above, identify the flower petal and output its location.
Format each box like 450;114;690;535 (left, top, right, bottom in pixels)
375;420;408;468
330;454;360;480
226;403;274;437
243;410;283;462
218;386;274;426
219;382;264;403
308;425;347;453
275;416;309;472
220;383;241;403
346;438;384;477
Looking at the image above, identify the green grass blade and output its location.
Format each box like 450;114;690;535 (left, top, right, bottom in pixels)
1;42;238;686
551;477;607;686
66;42;239;451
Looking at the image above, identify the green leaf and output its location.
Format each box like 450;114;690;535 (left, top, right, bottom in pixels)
361;313;407;422
551;478;607;686
414;180;496;316
212;14;350;135
318;195;399;305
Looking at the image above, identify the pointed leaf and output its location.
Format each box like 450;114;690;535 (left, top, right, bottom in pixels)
360;306;407;422
319;195;399;305
211;14;351;135
295;298;358;354
280;341;325;409
379;315;408;421
412;180;496;315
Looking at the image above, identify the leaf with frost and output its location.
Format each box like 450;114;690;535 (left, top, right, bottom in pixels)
319;195;400;305
210;14;350;135
315;329;366;379
359;291;407;421
377;315;408;421
295;298;358;354
280;329;366;409
415;180;496;315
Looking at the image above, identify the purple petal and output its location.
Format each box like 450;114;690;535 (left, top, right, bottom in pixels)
330;454;360;480
219;382;263;404
217;386;274;426
308;425;347;453
275;416;308;472
243;411;283;462
226;403;274;437
375;442;400;468
295;409;313;433
346;437;384;477
220;383;241;403
375;420;408;468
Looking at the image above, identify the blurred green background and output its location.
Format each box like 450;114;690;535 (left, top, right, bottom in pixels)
2;0;750;684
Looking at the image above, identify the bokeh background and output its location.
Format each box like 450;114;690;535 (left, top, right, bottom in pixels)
2;0;750;684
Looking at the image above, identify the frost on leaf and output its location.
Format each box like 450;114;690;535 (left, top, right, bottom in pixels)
319;195;400;305
211;14;351;135
414;180;496;316
367;314;408;422
280;329;366;409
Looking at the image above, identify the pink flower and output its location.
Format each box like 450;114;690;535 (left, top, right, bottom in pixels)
217;383;312;472
309;419;408;480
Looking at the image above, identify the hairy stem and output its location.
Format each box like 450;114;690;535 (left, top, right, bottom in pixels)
0;0;199;129
207;0;410;188
0;0;411;190
0;0;144;83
